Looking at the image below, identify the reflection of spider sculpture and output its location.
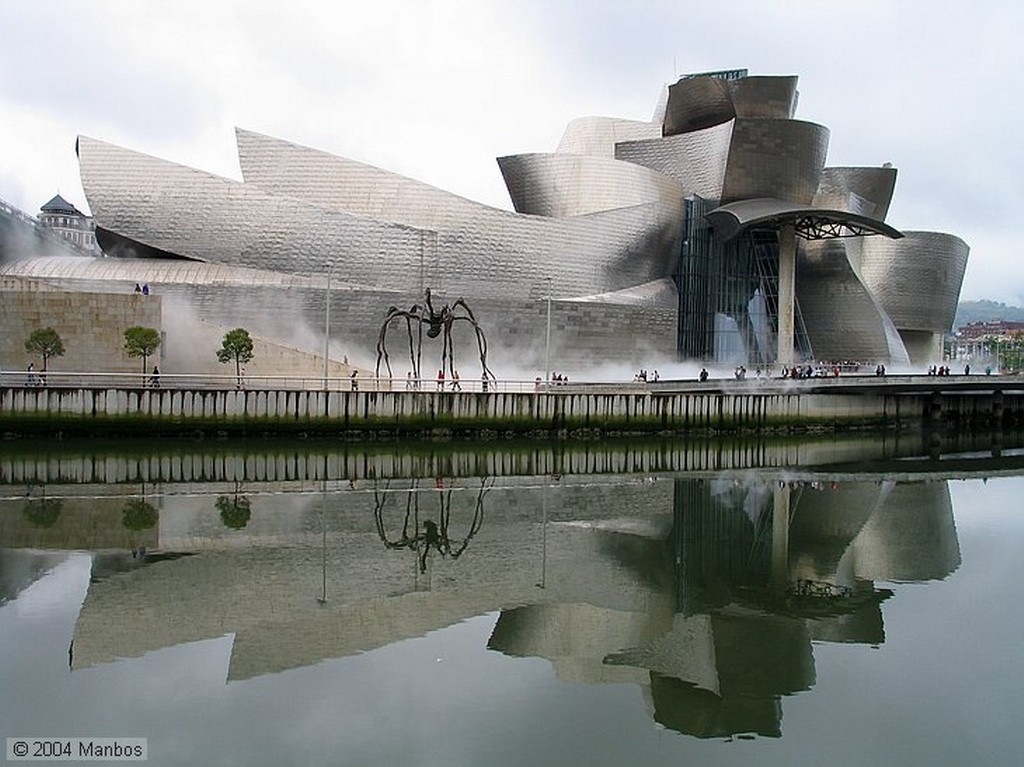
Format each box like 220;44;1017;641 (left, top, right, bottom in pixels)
374;478;491;573
375;288;495;385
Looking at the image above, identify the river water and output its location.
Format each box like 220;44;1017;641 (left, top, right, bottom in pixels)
1;434;1023;766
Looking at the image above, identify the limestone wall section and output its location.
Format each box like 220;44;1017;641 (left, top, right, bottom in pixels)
1;281;161;374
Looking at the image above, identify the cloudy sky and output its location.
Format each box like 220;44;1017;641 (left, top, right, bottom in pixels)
1;0;1020;302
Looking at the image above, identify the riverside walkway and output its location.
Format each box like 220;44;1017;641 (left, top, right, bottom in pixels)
2;371;1023;438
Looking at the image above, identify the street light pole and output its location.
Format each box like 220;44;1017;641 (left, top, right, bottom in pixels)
544;278;552;386
323;269;331;389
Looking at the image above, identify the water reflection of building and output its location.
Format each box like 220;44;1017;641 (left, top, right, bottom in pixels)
0;493;159;551
58;473;960;740
0;549;69;604
488;477;960;739
68;477;678;678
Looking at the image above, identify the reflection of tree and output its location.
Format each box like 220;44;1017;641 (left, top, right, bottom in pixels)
122;499;159;531
23;497;63;528
216;495;252;529
374;478;491;572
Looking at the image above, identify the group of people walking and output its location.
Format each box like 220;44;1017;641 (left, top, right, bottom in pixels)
634;369;660;382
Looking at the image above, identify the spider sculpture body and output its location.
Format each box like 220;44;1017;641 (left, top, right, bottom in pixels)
373;478;491;573
375;288;495;386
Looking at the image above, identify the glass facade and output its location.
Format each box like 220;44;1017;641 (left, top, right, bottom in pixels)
676;196;811;365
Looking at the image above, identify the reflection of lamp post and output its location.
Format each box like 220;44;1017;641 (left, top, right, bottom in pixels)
537;477;548;589
771;483;791;594
544;277;552;386
317;479;327;604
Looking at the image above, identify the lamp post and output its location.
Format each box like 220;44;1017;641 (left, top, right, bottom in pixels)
323;269;331;389
544;277;552;386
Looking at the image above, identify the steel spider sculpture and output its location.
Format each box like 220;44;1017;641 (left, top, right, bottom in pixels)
373;478;491;574
374;288;495;385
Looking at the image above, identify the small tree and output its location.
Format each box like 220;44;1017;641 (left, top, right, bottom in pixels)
123;326;161;374
216;494;252;529
122;498;159;531
24;327;65;373
216;328;255;387
23;498;63;528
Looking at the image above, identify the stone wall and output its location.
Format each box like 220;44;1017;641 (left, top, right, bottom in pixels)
1;277;161;374
1;278;357;381
161;317;355;381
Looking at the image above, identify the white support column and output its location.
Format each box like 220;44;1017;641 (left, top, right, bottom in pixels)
777;223;797;367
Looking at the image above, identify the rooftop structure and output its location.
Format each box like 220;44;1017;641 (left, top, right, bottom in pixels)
37;193;101;255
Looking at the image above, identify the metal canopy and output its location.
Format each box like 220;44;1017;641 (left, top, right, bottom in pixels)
706;197;904;242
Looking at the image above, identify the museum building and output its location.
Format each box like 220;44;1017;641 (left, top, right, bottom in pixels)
1;69;969;376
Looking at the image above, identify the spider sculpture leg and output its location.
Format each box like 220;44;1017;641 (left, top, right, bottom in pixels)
375;309;400;379
451;314;496;381
452;300;495;380
376;306;427;381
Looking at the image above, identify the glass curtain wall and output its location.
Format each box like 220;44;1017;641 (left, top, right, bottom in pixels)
676;196;812;365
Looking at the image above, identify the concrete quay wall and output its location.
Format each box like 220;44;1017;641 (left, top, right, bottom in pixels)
3;381;1022;438
1;384;918;437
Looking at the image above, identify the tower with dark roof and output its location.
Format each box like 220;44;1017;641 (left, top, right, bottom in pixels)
38;194;100;255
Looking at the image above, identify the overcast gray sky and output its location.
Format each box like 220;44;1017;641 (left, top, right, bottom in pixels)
1;0;1020;303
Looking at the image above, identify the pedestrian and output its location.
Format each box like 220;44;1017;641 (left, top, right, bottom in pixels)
141;282;149;295
964;364;971;375
149;366;160;388
406;371;414;390
26;362;36;386
451;370;461;391
133;282;142;294
436;369;445;390
699;367;708;382
350;370;358;391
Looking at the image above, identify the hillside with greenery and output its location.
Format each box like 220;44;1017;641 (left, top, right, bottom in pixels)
954;300;1024;329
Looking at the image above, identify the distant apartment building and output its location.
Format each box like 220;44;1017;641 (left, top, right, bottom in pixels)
37;193;101;255
950;320;1024;361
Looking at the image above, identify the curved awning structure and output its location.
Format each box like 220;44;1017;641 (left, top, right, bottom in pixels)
706;197;904;241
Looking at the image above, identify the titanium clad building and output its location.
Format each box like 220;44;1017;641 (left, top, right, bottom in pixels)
2;69;971;373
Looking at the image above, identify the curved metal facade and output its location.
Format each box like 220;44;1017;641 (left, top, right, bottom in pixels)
662;76;735;135
728;76;799;119
556;117;661;158
497;153;684;218
797;239;911;365
662;74;799;137
720;119;829;205
813;167;897;221
48;68;968;371
858;231;970;334
615;121;734;199
80;135;682;304
236;128;485;231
